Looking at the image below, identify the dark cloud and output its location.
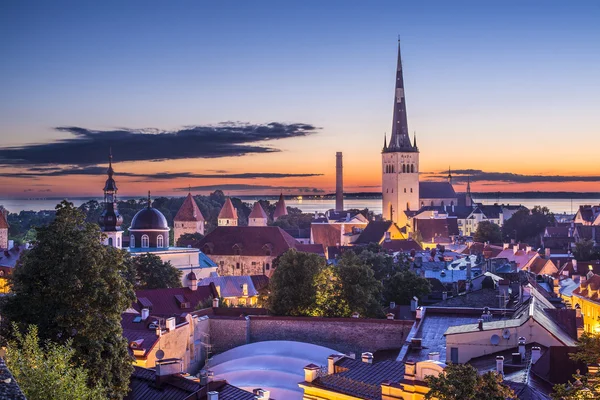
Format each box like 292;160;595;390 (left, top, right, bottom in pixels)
177;184;324;193
435;169;600;184
0;122;320;166
0;165;322;180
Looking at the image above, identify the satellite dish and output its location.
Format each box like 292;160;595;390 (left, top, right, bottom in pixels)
502;329;511;340
155;349;165;360
490;334;500;345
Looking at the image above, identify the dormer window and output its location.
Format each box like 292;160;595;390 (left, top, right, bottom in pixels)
233;244;242;255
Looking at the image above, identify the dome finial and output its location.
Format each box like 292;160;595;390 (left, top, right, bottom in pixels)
147;191;151;208
107;147;114;176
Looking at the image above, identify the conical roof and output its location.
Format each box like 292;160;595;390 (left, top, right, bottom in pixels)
174;193;205;222
0;211;8;229
249;202;268;219
273;193;288;219
218;198;238;220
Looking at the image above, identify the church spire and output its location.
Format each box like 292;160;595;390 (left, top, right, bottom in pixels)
386;39;416;153
383;132;387;151
447;167;452;183
413;131;417;148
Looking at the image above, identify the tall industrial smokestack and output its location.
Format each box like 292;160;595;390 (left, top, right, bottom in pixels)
336;152;343;212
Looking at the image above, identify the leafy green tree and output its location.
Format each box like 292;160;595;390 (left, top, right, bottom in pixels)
552;332;600;399
125;253;182;290
271;212;314;230
383;268;431;305
5;324;105;400
268;250;326;316
425;363;515;400
473;221;503;243
357;249;397;281
310;266;350;317
336;252;383;318
3;201;135;399
573;239;600;262
502;206;554;246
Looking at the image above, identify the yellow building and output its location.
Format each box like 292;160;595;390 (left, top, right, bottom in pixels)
570;273;600;334
299;353;444;400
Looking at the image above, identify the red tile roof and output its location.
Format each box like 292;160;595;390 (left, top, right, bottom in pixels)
296;243;325;256
527;258;558;275
273;193;288;219
199;226;300;257
248;202;268;219
174;193;205;222
132;285;217;317
572;274;600;303
414;218;459;242
218;198;238;220
311;224;342;248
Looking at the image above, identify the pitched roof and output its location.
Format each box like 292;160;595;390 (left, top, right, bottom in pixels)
273;193;288;219
419;181;457;199
218;198;238;220
199;226;299;257
413;218;459;242
572;273;600;303
296;243;325;256
248;202;268;219
250;275;270;291
311;224;342;248
0;358;26;400
381;239;423;252
354;221;393;244
126;367;197;400
0;211;8;229
199;275;258;298
527;258;558;275
174;193;205;222
461;242;504;258
0;245;25;267
574;225;600;241
132;285;217;317
312;358;405;400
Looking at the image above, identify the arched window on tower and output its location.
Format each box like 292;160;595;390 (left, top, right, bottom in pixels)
157;235;164;248
402;164;406;173
130;235;135;248
411;164;415;173
141;235;149;248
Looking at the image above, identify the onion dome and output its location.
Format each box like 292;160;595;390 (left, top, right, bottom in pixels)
130;192;169;231
187;271;197;281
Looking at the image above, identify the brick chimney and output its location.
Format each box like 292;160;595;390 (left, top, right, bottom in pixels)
304;364;320;383
361;352;373;364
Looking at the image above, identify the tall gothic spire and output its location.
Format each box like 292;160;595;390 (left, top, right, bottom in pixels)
386;39;416;153
383;132;387;151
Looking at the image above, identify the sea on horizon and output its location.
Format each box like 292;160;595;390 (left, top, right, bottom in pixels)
1;196;598;216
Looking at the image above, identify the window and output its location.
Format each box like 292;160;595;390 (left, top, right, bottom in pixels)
108;237;113;246
252;261;256;266
402;164;406;173
157;235;164;248
410;188;413;193
220;261;224;266
141;235;149;248
266;263;270;270
404;188;407;193
236;263;240;269
266;249;271;256
117;237;121;247
411;164;415;173
130;235;135;248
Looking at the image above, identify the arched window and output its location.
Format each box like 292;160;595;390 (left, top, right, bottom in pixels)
108;237;113;246
130;235;135;248
402;164;406;173
411;164;415;173
117;237;121;247
157;235;164;248
404;188;407;193
266;263;270;270
410;188;413;193
141;235;149;248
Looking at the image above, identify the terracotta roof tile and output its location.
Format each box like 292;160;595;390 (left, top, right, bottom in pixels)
132;286;217;317
0;212;8;229
311;224;342;248
199;226;299;257
273;193;288;219
354;221;393;244
174;193;205;222
381;239;422;252
218;198;238;220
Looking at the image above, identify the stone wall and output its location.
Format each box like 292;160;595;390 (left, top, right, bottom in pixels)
207;315;413;357
211;255;275;277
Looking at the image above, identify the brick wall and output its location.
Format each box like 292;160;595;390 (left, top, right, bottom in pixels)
207;315;413;357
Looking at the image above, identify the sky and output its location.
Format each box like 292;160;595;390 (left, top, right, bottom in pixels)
0;0;599;198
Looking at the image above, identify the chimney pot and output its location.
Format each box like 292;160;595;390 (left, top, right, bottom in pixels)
207;391;219;400
496;356;504;375
478;319;483;330
361;352;373;364
386;313;395;320
428;352;440;361
141;308;149;321
352;312;360;318
166;317;176;332
213;297;220;308
531;347;542;364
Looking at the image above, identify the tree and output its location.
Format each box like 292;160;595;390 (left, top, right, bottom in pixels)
551;332;600;399
5;324;105;400
502;206;554;246
125;253;182;290
425;363;515;400
310;266;350;317
336;252;383;318
357;249;398;281
473;221;502;243
267;249;326;316
176;232;205;247
3;201;135;399
573;239;600;262
383;268;431;305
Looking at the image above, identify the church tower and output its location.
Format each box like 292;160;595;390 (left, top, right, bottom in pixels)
382;40;419;228
98;151;123;248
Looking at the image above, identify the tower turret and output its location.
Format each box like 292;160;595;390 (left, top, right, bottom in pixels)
99;150;123;248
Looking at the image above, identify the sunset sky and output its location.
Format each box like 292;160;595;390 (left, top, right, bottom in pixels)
1;0;599;198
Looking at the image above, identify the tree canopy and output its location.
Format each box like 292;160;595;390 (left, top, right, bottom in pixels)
502;206;554;246
124;252;182;290
336;251;382;318
383;268;431;305
473;220;502;244
573;239;600;262
551;332;600;399
5;324;105;400
425;363;515;400
3;201;135;399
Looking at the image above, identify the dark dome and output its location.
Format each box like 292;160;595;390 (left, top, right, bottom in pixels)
130;207;169;231
187;271;197;281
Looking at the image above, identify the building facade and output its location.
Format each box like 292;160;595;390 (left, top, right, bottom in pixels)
173;192;205;245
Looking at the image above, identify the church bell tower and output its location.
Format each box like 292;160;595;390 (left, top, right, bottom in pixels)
382;40;419;228
99;150;123;248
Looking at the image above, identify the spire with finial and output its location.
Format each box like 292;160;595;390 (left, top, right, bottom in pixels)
386;38;417;153
147;191;151;208
383;132;387;151
107;147;114;176
447;167;452;183
413;131;417;148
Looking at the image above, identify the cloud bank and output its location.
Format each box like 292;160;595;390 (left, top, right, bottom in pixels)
0;122;320;166
432;169;600;184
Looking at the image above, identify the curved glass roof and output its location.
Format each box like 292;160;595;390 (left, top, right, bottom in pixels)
206;340;340;400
